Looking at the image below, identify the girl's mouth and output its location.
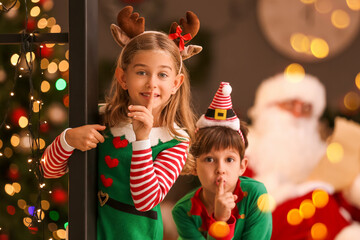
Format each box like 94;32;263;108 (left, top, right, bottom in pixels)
141;92;159;97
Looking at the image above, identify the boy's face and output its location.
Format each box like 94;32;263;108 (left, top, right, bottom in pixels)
195;147;247;196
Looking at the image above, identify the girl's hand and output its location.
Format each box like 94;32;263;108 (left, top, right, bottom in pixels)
128;93;154;141
214;178;238;222
66;124;106;151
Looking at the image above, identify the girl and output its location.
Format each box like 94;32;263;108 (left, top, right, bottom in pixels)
172;82;272;240
40;6;202;240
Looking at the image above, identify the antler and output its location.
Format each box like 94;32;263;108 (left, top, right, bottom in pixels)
117;6;145;38
169;11;200;42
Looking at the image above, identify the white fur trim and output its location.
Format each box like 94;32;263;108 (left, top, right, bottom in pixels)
335;223;360;240
343;174;360;209
248;73;326;119
196;114;240;132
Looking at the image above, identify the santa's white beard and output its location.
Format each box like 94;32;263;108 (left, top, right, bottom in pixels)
248;107;327;187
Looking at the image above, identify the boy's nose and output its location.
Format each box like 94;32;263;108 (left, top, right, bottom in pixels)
216;162;225;175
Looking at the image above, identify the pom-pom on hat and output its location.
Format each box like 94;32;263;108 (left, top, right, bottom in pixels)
196;82;244;143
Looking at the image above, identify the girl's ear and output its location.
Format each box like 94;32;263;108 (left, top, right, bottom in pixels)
171;73;184;94
239;157;248;176
115;67;127;90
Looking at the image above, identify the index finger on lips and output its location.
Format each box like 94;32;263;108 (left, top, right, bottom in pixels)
216;178;225;196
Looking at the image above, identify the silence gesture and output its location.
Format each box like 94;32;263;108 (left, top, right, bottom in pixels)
214;178;238;222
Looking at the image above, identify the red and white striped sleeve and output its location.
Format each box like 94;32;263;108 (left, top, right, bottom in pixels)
40;129;74;179
130;140;189;211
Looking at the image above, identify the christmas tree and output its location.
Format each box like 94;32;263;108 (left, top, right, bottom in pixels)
1;0;69;239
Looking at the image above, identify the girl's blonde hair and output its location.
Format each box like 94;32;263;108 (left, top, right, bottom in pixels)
182;123;249;175
103;32;196;141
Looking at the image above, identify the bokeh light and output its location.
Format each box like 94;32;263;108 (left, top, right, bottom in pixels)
315;0;333;14
41;58;50;69
59;60;69;72
12;182;21;193
355;73;360;90
331;9;351;29
284;63;305;83
30;6;40;17
47;17;56;28
290;33;310;53
50;24;61;33
208;221;230;239
326;142;344;163
55;78;67;91
347;0;360;10
5;184;15;196
47;62;58;74
4;147;13;158
312;190;329;208
300;0;316;4
311;38;329;59
41;200;50;210
26;52;35;62
10;134;20;147
63;94;69;108
257;193;276;212
287;209;303;225
10;54;20;66
17;199;27;209
37;18;48;29
299;199;316;219
49;210;60;221
18;116;29;128
48;222;58;232
344;91;360;111
311;223;328;239
23;217;32;227
41;80;51;93
7;205;16;215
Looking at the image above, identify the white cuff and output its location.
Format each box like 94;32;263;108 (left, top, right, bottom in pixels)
132;139;151;151
60;128;75;151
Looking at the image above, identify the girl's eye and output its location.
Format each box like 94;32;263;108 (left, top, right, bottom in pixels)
136;71;146;76
159;72;168;78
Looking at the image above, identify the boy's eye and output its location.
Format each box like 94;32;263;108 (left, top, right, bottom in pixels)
205;157;214;163
226;158;234;163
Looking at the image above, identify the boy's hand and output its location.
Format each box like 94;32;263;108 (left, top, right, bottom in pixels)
128;93;154;141
66;125;106;151
214;178;238;222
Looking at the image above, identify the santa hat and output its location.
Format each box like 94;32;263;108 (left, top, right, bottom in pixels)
197;82;244;142
248;73;326;120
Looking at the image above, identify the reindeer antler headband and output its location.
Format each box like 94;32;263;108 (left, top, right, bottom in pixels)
110;6;202;62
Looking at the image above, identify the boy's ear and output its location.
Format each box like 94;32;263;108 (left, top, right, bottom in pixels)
239;157;248;176
115;67;127;90
171;73;184;94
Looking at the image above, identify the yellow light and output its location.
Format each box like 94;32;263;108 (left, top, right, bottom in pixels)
31;0;40;3
10;54;20;66
12;182;21;193
311;38;329;59
17;199;27;209
331;9;351;29
208;222;230;239
41;58;49;69
315;0;333;14
59;60;69;72
65;50;69;60
287;209;303;225
4;147;13;158
47;62;58;74
39;138;46;150
300;0;315;4
36;209;45;220
43;0;54;11
18;116;29;128
45;43;55;48
25;52;35;62
33;101;41;112
41;80;51;93
47;17;56;28
23;217;32;227
5;184;15;196
344;91;360;111
312;189;329;208
284;63;305;83
290;33;310;53
0;139;3;149
30;6;40;17
311;223;328;239
41;200;50;210
356;73;360;90
257;193;276;212
347;0;360;11
50;24;61;33
299;199;316;219
326;142;344;163
10;134;20;147
37;18;48;29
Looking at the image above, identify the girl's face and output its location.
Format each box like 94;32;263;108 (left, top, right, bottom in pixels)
116;50;184;119
195;147;247;196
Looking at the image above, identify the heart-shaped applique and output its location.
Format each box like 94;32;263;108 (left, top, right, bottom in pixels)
105;155;119;168
100;175;113;188
113;137;128;149
97;190;109;207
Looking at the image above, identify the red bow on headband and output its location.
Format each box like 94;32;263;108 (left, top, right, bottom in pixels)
169;26;192;51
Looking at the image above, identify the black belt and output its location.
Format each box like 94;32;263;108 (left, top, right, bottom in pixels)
98;191;158;220
206;108;235;120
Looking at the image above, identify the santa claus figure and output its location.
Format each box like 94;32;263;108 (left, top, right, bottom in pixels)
246;73;360;240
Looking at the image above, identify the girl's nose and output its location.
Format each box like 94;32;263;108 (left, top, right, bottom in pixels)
146;75;157;89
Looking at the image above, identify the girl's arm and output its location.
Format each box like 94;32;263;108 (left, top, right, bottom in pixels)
41;125;105;178
129;140;189;211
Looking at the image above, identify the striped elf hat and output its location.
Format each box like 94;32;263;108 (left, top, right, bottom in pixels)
196;82;245;143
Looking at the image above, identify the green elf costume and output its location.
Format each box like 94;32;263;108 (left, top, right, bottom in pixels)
172;82;272;240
